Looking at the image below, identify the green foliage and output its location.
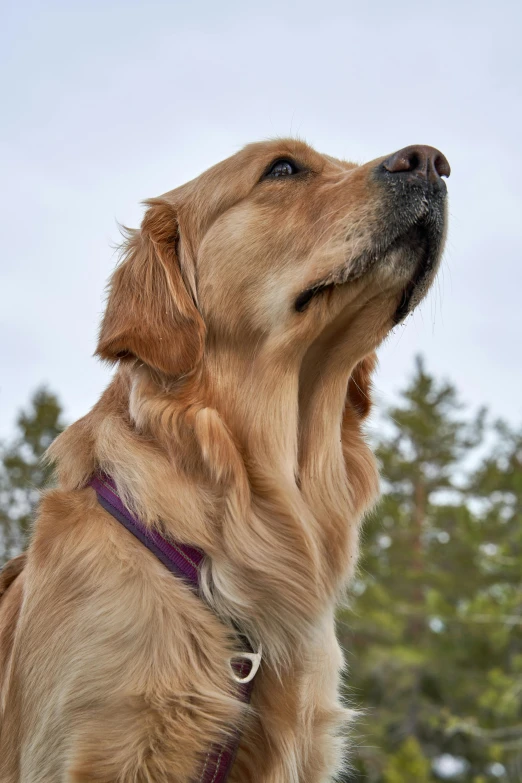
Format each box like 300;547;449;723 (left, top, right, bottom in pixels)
0;387;64;563
342;357;522;781
383;737;432;783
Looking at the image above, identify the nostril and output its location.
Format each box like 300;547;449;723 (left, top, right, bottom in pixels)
408;152;419;172
434;154;451;178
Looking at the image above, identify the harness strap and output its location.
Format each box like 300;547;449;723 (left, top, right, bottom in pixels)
90;474;204;588
89;474;256;783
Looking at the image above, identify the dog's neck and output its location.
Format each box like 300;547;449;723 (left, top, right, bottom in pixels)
49;341;378;664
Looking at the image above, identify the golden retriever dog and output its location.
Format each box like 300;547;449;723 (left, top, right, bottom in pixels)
0;139;449;782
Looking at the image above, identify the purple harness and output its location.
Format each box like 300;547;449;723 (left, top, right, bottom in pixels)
89;474;259;783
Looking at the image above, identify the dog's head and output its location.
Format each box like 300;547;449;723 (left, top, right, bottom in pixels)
96;139;449;405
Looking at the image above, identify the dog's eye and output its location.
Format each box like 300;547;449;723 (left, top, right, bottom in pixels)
264;159;300;179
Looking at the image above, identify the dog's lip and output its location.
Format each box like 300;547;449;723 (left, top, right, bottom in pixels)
295;282;333;312
294;214;440;315
392;223;433;323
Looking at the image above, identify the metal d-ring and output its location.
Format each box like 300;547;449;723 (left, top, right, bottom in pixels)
230;643;262;684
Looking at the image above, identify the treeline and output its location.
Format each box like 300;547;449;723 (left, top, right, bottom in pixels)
1;360;521;782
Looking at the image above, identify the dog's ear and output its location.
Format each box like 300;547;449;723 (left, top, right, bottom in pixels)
347;352;377;419
96;199;205;377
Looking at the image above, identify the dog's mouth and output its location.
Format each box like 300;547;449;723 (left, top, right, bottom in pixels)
391;222;434;323
294;209;445;322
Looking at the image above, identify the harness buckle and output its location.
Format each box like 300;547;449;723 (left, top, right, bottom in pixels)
230;643;262;684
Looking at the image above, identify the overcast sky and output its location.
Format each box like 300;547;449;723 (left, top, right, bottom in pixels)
1;0;521;438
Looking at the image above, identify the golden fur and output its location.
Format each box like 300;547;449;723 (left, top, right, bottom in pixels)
0;139;446;782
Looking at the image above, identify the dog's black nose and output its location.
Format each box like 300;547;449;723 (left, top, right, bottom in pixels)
382;145;450;185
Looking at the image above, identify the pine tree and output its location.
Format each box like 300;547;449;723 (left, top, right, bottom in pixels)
0;387;65;563
458;421;522;782
341;356;487;781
